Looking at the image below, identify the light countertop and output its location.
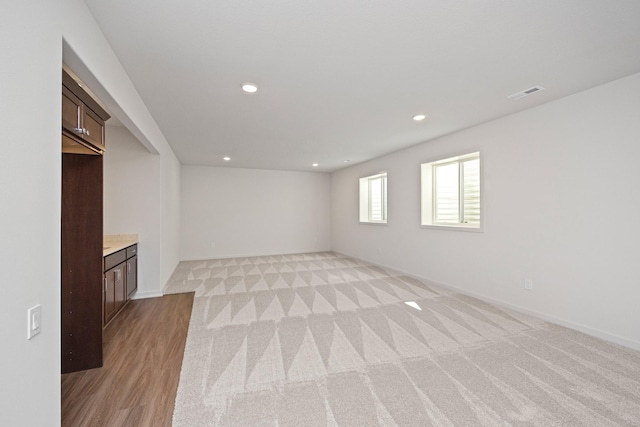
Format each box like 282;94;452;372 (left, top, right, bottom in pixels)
103;234;138;257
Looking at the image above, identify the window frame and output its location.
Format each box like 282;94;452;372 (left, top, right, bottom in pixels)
359;171;388;225
420;150;483;232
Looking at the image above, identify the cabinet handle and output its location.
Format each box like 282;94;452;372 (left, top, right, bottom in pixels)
104;277;107;292
128;262;130;271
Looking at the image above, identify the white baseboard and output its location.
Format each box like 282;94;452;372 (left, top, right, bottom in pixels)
335;251;640;352
130;290;163;300
179;248;333;262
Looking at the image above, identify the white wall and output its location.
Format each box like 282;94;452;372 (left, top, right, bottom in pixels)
104;124;181;297
161;149;182;285
61;0;182;289
0;1;62;425
104;125;162;298
0;0;181;424
181;166;331;260
332;72;640;350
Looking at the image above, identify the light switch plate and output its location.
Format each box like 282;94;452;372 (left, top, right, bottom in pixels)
27;305;41;340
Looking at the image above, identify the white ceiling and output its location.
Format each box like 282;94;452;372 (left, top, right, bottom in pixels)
84;0;640;172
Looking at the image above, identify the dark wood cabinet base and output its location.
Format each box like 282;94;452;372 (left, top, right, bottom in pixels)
103;244;138;326
61;153;103;374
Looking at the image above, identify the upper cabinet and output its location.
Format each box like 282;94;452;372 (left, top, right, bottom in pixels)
62;70;110;155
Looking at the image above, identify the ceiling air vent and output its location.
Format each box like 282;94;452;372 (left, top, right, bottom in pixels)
507;85;545;101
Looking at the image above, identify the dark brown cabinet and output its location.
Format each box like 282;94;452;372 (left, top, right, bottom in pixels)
125;244;138;299
127;255;138;297
115;263;127;311
62;70;109;155
103;267;116;323
61;154;103;374
103;244;138;326
104;262;126;325
61;68;111;374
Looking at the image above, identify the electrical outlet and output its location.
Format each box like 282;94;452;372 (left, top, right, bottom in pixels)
524;279;533;291
27;305;41;340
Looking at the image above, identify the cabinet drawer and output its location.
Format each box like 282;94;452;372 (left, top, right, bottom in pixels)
126;244;138;259
104;249;126;271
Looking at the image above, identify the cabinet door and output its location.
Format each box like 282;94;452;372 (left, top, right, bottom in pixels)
104;270;116;325
104;262;126;326
62;86;83;137
114;262;127;311
126;255;138;297
83;107;105;151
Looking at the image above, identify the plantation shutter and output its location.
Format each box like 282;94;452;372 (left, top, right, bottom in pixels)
462;158;480;224
368;174;386;222
434;162;459;224
434;154;480;225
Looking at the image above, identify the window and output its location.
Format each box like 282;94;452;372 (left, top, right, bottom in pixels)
421;152;481;230
359;172;387;223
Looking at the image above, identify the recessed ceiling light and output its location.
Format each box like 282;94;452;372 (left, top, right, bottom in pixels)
312;163;318;167
344;160;351;163
223;156;231;161
413;114;426;121
241;83;258;93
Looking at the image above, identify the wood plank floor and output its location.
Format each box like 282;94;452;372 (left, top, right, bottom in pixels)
61;293;194;426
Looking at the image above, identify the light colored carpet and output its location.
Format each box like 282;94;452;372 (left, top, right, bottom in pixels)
165;252;640;426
